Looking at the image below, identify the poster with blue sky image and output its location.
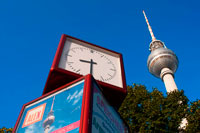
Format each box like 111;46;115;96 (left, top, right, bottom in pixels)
16;80;85;133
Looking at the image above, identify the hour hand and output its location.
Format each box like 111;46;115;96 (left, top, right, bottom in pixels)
79;59;91;63
79;59;97;65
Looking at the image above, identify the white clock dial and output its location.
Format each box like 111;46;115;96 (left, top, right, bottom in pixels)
58;39;123;88
65;47;117;82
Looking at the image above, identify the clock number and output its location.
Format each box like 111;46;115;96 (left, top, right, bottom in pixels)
71;49;76;53
108;73;112;77
67;62;74;64
100;76;104;81
65;54;72;57
110;68;116;71
90;49;94;53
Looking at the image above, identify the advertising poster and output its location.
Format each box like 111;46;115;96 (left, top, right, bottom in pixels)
92;83;129;133
16;80;85;133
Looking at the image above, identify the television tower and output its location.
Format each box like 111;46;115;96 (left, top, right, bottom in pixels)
43;96;55;133
143;11;179;93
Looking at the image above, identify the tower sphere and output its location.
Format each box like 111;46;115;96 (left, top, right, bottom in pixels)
147;41;179;78
43;111;55;128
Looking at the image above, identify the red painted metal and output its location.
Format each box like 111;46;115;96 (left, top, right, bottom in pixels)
52;34;66;68
120;54;127;92
43;34;127;108
13;104;25;132
81;74;92;133
79;75;89;133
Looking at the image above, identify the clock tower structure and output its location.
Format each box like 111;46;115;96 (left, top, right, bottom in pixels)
13;34;129;132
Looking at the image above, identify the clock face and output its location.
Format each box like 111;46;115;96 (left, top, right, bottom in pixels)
58;38;123;88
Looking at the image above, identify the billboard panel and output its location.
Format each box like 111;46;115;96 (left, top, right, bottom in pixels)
92;82;129;133
15;80;85;133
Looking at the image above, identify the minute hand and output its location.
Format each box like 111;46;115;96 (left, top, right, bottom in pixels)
79;59;97;64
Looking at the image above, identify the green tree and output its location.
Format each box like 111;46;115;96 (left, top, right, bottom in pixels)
118;84;189;132
186;100;200;132
0;127;13;133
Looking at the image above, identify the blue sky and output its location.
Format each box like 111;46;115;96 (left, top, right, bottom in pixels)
0;0;200;128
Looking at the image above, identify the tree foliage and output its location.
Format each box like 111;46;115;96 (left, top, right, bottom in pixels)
0;127;13;133
118;84;200;132
186;100;200;132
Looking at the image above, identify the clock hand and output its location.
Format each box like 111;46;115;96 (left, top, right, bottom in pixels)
80;59;92;63
79;59;97;75
90;59;95;75
79;59;97;65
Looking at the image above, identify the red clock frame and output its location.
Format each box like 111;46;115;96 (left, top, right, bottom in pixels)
43;34;127;108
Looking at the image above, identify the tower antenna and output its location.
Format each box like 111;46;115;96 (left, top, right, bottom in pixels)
50;96;55;111
143;10;156;41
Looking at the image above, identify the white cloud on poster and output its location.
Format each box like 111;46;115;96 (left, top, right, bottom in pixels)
71;105;81;113
67;90;78;103
25;124;35;133
49;125;55;132
66;89;83;105
58;120;65;123
73;98;80;105
73;89;83;105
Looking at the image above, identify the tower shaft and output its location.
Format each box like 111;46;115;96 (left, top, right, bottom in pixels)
44;125;50;133
43;96;55;133
160;68;178;92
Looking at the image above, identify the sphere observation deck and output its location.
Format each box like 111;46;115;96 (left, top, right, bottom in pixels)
147;40;179;78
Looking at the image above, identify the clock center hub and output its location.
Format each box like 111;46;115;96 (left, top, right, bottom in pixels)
79;59;97;75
